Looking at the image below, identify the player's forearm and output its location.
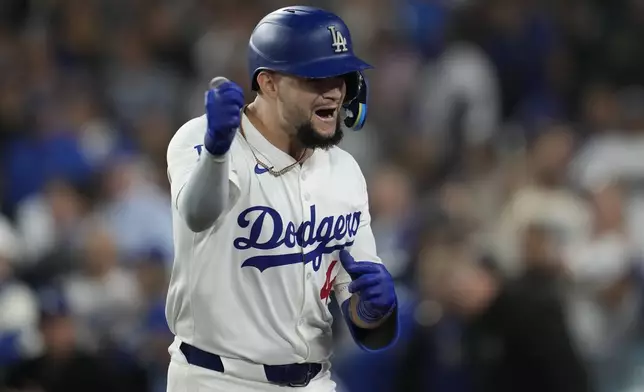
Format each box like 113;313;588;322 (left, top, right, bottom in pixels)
177;151;230;232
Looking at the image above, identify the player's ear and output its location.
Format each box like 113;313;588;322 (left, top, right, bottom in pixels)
256;70;279;98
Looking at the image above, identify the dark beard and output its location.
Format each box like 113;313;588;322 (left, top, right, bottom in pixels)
296;116;344;150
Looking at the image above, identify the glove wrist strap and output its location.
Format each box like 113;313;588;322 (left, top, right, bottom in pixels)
204;128;235;156
355;298;396;324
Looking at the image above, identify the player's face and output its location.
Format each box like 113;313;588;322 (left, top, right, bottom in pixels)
275;75;346;149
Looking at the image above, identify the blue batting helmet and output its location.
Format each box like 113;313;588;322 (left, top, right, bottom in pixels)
248;6;372;130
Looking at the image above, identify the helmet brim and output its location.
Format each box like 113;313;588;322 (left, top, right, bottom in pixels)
285;55;373;79
250;55;373;91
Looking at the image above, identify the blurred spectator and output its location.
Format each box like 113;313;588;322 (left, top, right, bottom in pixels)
413;41;500;180
52;0;104;72
64;87;126;168
398;0;450;59
564;183;642;391
4;289;116;392
368;163;417;280
105;27;182;126
394;230;473;392
131;110;175;191
140;3;193;75
138;302;172;392
62;221;143;351
15;179;89;267
97;155;174;264
491;124;591;276
0;34;28;153
133;247;172;357
477;0;564;121
573;85;644;257
0;215;41;369
186;2;263;117
577;82;621;137
407;224;592;392
134;248;173;392
1;98;95;215
135;248;169;306
592;0;644;87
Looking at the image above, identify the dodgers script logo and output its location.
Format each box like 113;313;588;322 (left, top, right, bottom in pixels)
234;205;360;272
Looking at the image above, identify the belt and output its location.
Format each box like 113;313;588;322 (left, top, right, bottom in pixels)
179;342;323;387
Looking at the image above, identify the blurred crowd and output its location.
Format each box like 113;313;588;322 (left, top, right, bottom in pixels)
2;0;644;391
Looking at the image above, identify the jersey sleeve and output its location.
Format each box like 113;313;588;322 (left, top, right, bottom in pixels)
166;116;244;229
333;161;381;305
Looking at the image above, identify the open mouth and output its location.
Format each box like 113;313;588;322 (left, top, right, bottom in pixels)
315;108;336;120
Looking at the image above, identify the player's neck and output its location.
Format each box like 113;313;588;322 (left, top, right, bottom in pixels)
246;101;307;160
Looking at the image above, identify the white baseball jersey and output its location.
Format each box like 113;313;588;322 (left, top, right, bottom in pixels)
165;112;381;366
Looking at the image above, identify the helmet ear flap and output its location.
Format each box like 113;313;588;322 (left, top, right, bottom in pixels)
342;72;361;104
251;70;261;91
252;69;271;92
343;72;368;130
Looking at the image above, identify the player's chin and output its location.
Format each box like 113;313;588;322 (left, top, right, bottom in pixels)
312;113;339;136
298;113;343;149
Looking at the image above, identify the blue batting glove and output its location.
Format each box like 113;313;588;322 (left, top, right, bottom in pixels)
339;249;396;324
204;80;245;156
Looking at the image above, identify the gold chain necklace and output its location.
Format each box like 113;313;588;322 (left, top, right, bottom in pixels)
239;126;307;177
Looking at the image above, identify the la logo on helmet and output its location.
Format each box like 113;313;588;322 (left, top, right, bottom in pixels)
327;26;348;53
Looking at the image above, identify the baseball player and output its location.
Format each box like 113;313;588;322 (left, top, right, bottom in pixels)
165;6;399;391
